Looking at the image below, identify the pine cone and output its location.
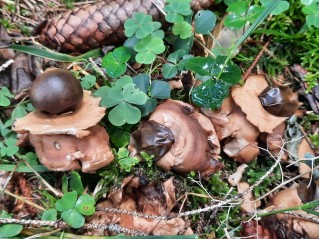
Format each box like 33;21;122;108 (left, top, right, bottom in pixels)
34;0;214;53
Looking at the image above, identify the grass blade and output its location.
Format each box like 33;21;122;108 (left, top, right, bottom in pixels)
9;44;101;62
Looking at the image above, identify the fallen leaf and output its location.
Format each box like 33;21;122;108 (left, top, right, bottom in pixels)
232;75;287;133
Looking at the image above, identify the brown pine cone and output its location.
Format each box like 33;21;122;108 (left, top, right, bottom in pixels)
34;0;214;53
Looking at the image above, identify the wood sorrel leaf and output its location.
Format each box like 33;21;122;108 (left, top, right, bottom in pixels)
108;102;141;126
211;56;242;85
183;56;215;76
75;194;96;216
122;83;148;105
70;171;84;195
150;80;171;99
195;10;217;34
191;79;230;109
55;191;77;212
61;209;85;228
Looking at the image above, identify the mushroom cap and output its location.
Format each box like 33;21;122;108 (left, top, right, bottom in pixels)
30;68;83;115
13;90;105;138
148;99;222;176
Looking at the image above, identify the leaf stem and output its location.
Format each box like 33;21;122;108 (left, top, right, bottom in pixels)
216;0;281;80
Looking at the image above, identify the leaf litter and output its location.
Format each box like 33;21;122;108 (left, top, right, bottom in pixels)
0;0;319;238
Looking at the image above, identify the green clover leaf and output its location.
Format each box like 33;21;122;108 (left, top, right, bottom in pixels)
0;87;13;107
80;74;96;89
0;213;23;237
191;79;230;110
150;80;171;99
165;0;192;23
124;13;161;39
102;47;131;78
41;208;58;221
61;209;85;229
75;194;95;216
302;3;319;28
195;10;217;34
55;191;77;212
108;102;141;126
134;36;165;64
122;83;148;105
172;21;193;39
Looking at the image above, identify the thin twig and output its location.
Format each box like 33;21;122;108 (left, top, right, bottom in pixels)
0;59;14;72
22;159;62;197
243;41;270;81
282;211;319;224
0;186;45;211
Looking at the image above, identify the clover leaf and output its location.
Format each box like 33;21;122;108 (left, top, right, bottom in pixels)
124;13;161;39
162;50;186;79
0;137;19;157
41;208;58;221
61;209;85;229
95;76;148;126
0;87;13;107
75;194;95;216
224;0;263;29
150;80;171;99
102;47;131;78
0;213;23;237
54;191;96;229
172;21;193;39
195;10;217;34
191;79;230;110
80;74;96;89
165;0;192;23
260;0;290;15
55;191;77;212
108;102;142;126
302;2;319;28
134;36;165;64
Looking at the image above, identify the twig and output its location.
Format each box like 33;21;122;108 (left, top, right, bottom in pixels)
254;165;319;202
0;59;14;72
0;218;146;236
25;228;62;239
22;159;62;197
243;41;270;81
0;186;45;211
282;211;319;224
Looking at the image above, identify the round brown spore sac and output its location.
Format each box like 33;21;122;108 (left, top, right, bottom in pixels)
29;68;83;115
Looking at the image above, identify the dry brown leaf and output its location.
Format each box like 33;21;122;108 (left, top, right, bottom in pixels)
232;75;287;133
228;164;248;186
87;177;192;236
259;122;287;159
13;91;105;138
203;97;260;163
237;182;261;213
262;184;319;239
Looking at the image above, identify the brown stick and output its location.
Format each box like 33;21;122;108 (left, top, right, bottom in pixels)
243;41;270;81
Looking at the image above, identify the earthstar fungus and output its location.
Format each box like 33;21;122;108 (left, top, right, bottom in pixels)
13;70;114;172
129;99;222;177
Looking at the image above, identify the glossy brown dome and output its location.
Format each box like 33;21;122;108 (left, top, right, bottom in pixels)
30;69;83;115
